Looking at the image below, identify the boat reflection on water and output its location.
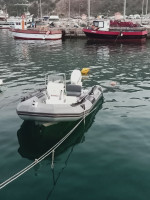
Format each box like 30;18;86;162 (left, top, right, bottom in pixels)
17;98;103;160
85;39;147;52
14;39;62;61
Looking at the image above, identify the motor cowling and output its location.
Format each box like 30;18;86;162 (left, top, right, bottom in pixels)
71;70;82;86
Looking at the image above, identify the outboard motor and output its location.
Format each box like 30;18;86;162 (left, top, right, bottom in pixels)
71;70;82;86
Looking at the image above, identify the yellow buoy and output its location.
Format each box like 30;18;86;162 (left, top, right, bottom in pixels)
81;68;90;75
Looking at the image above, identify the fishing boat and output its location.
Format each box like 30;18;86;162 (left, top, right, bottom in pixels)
16;70;103;123
11;28;62;40
83;19;147;43
10;15;62;40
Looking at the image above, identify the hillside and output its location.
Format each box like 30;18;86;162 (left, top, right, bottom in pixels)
0;0;149;17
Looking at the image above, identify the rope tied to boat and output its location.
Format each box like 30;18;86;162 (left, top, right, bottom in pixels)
0;106;97;190
51;150;55;169
83;105;86;125
115;31;123;43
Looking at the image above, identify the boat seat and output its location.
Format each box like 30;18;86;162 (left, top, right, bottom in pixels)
47;82;64;98
66;84;81;97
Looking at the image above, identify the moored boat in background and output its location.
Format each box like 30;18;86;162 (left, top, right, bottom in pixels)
0;9;9;29
0;21;12;29
11;28;62;40
10;15;62;40
83;19;147;43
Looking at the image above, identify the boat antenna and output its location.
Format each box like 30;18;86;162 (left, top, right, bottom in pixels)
123;0;126;20
146;0;148;16
87;0;90;25
142;0;145;16
39;0;42;19
68;0;70;26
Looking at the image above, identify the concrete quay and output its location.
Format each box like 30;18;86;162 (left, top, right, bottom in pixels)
62;28;85;38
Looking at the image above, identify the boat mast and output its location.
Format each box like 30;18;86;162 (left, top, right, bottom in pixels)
68;0;70;25
142;0;145;16
123;0;126;19
39;0;42;19
146;0;148;15
88;0;90;25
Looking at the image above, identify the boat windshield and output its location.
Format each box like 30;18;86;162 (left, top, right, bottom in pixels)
93;21;100;27
46;74;66;85
93;21;105;28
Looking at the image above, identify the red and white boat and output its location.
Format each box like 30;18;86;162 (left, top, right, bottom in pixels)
83;20;147;43
11;28;62;40
11;16;62;40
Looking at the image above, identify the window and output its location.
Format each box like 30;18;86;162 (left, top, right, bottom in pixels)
93;21;104;28
98;21;104;28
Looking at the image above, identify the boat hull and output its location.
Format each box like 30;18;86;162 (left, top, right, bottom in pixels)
0;23;11;29
17;112;92;122
0;26;10;29
11;29;62;40
83;28;147;43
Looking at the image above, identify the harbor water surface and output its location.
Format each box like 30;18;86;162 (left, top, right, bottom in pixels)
0;29;150;200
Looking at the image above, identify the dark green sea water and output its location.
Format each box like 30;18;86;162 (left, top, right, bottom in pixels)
0;29;150;200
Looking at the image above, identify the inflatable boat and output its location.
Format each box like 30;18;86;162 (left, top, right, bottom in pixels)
16;70;103;123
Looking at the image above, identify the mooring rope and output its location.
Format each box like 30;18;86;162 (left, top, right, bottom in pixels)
51;150;55;169
0;106;97;190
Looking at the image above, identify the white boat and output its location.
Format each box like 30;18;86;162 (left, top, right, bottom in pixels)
17;70;103;123
9;14;62;40
11;28;62;40
0;9;10;29
0;21;12;29
0;10;8;19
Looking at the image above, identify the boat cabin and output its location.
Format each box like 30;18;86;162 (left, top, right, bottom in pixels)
0;10;8;21
92;20;110;31
11;18;27;29
49;15;59;22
